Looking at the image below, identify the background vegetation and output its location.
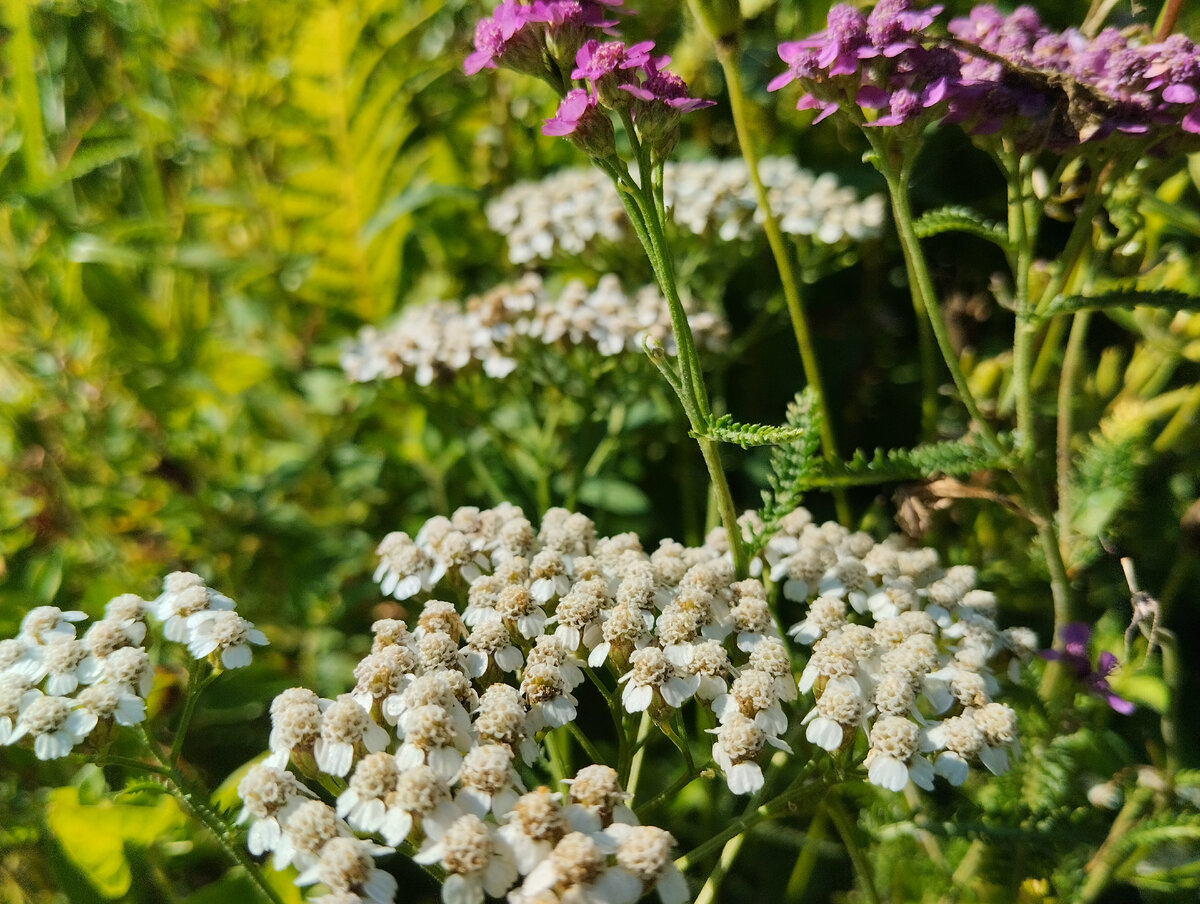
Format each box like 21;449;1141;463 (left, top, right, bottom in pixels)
3;0;1200;900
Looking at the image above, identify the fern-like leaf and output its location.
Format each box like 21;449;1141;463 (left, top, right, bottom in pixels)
1036;289;1199;321
696;413;808;449
827;433;1013;485
752;390;825;553
913;205;1010;249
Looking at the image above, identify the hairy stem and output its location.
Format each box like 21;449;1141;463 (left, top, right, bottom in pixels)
141;728;285;904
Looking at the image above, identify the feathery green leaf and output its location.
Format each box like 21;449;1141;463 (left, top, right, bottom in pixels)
913;205;1010;249
1036;289;1199;321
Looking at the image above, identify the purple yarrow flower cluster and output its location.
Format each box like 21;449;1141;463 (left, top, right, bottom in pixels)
1039;622;1134;715
465;1;713;158
948;5;1200;140
464;0;624;77
769;0;949;127
772;0;1200;150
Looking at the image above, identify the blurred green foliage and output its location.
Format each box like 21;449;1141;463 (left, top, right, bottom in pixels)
2;0;1200;901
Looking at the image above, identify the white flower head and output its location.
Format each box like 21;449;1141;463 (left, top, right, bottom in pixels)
315;695;390;778
155;572;236;642
238;762;313;856
602;824;689;904
337;751;400;833
294;836;396;904
9;690;92;760
186;609;268;669
864;715;934;792
414;813;518;904
19;606;87;645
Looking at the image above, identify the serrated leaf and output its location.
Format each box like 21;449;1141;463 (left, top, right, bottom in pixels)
913;205;1009;248
1037;289;1199;321
697;414;808;448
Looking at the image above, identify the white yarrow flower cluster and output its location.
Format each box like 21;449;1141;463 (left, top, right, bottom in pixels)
770;515;1030;792
485;157;886;264
237;504;1032;902
2;573;266;761
340;273;727;385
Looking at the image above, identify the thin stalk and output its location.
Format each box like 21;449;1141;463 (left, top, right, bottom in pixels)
1032;173;1107;317
635;766;706;820
598;149;748;576
869;142;1005;460
825;794;881;904
626;711;654;798
96;755;170;776
1153;381;1200;453
1074;786;1154;904
694;832;745;904
1154;628;1181;787
1154;0;1186;39
565;721;606;767
5;0;50;187
1029;316;1067;393
937;839;985;904
784;803;829;902
1057;311;1092;533
713;36;849;525
676;768;827;871
545;727;570;789
1006;151;1039;462
170;663;216;766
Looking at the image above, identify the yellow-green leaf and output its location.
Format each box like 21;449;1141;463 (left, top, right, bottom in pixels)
45;786;187;898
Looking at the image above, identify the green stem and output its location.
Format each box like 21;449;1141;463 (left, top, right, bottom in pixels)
784;802;829;902
825;794;881;904
1073;786;1154;904
95;755;170;776
597;152;748;576
1006;150;1039;462
5;0;50;187
1153;381;1200;453
868;139;1005;460
1155;628;1181;788
626;711;653;798
676;768;827;871
713;36;850;525
1056;311;1092;540
1028;316;1067;394
694;832;745;904
635;766;707;820
936;839;985;904
140;729;285;904
170;663;216;766
566;721;606;768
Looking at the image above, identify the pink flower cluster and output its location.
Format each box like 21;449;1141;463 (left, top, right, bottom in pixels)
771;0;1200;151
464;1;713;155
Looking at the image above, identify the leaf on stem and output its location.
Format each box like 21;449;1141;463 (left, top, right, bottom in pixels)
1036;289;1199;322
912;206;1011;250
696;414;808;449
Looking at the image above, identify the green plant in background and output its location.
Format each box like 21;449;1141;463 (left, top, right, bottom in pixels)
2;0;1200;902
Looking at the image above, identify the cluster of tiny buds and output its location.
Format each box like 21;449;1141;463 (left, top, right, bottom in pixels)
1;573;265;761
339;272;727;385
484;157;886;265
